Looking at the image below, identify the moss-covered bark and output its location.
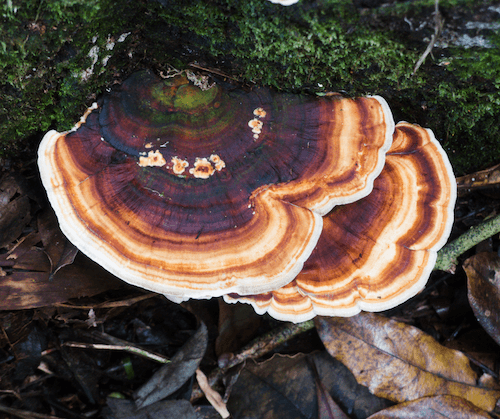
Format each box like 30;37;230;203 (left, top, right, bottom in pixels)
1;0;499;175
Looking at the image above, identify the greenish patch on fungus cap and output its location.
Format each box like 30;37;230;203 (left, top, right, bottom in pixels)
38;70;394;301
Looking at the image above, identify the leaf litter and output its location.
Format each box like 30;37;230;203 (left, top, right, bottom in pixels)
316;313;500;411
2;142;500;418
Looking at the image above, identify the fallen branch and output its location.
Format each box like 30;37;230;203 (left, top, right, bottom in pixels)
434;212;500;272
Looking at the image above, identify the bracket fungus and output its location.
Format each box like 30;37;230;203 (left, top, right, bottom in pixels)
38;70;455;322
226;123;456;322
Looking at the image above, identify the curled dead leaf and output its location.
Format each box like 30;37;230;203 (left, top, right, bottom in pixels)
195;368;230;418
38;208;78;275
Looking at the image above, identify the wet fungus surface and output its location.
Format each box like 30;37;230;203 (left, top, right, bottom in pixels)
38;70;395;303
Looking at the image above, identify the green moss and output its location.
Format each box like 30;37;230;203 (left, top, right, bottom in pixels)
149;0;416;93
422;30;500;174
1;0;499;175
145;0;500;174
0;0;137;155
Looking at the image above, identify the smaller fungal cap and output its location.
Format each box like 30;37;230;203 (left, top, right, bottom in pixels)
225;122;456;322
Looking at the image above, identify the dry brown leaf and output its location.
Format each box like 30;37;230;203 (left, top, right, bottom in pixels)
7;248;51;272
315;313;500;411
0;255;124;310
366;395;491;418
38;208;78;275
464;252;500;347
4;231;42;261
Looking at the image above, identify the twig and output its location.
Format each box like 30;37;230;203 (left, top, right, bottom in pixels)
190;320;314;402
188;63;240;82
63;342;170;364
434;212;500;272
413;0;443;75
0;404;64;419
53;293;155;309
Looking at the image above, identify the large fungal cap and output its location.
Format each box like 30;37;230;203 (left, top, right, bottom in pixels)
38;70;393;299
226;122;456;322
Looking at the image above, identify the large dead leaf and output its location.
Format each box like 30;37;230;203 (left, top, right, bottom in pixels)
0;208;124;310
227;351;391;419
315;313;500;411
464;252;500;347
0;254;125;310
367;395;491;418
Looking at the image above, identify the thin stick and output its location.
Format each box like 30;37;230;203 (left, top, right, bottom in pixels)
188;63;240;82
63;342;170;364
413;0;442;75
54;293;155;309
